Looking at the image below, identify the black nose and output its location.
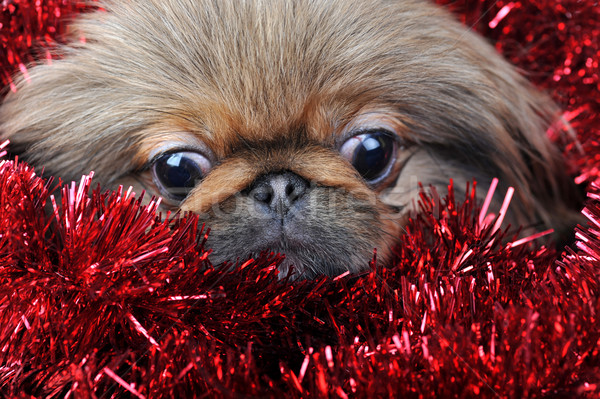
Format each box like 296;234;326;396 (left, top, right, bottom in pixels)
249;171;309;217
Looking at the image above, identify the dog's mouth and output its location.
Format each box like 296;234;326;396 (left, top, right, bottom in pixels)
251;246;312;278
211;224;336;278
242;243;354;279
270;251;328;279
205;213;385;279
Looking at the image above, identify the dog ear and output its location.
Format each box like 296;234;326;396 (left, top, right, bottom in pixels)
0;52;159;184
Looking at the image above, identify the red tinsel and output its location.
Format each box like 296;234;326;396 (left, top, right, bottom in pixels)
1;0;600;397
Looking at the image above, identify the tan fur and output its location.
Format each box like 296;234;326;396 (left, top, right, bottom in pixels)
0;0;581;277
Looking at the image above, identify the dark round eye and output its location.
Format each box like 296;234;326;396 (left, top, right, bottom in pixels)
340;130;397;184
152;151;211;201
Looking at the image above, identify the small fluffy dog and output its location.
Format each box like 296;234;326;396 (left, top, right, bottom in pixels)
0;0;580;277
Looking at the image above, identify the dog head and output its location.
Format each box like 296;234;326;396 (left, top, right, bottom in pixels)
0;0;580;277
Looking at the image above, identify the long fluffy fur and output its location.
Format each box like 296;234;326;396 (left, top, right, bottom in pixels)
0;0;581;276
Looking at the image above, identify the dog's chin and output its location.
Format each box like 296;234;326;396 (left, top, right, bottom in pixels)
213;247;371;281
205;233;376;280
267;250;335;280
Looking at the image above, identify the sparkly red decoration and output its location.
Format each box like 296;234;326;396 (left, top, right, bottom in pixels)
1;0;600;397
0;0;89;92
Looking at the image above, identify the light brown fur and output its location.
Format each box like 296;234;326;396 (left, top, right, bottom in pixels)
0;0;581;277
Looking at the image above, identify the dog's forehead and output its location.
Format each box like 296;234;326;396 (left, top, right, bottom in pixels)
172;91;377;156
97;0;506;166
171;78;383;154
110;0;453;154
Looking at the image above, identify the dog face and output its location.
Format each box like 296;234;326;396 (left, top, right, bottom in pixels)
0;0;579;277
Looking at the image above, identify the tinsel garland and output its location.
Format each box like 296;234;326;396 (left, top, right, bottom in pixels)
1;0;600;397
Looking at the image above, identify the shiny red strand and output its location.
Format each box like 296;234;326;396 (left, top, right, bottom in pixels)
1;0;600;397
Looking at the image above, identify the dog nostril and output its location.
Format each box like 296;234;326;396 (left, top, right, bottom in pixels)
285;183;294;197
252;187;273;204
249;172;308;214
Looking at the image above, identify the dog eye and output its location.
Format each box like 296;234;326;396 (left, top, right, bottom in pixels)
340;130;397;184
152;151;211;201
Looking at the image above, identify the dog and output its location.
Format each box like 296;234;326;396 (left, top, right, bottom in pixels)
0;0;581;278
